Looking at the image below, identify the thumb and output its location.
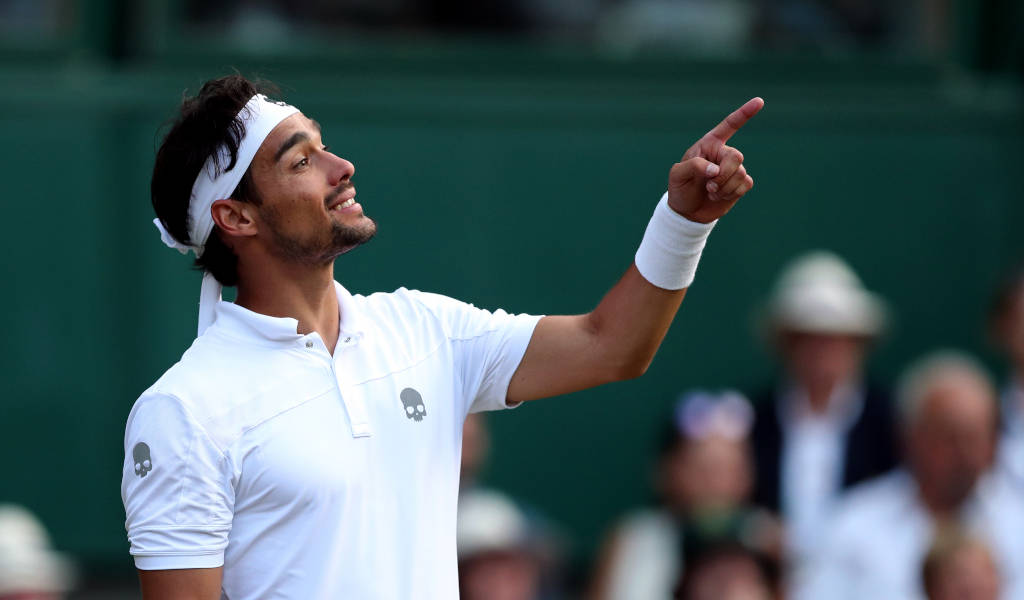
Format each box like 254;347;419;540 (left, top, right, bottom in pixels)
671;157;720;187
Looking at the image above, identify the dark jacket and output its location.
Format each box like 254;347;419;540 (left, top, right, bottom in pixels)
750;383;899;513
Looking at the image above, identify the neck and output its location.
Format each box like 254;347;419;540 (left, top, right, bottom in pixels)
235;256;341;353
793;378;842;415
917;484;968;519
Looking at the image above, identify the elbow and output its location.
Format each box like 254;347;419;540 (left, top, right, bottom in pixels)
612;355;654;382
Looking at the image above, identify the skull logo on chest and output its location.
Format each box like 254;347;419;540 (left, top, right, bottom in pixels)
400;388;427;422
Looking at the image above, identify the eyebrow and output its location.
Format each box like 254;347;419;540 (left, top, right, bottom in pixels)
273;120;322;164
274;131;310;164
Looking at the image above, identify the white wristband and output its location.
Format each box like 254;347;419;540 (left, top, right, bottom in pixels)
634;192;717;290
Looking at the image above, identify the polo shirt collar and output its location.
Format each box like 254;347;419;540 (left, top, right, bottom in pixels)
210;281;365;344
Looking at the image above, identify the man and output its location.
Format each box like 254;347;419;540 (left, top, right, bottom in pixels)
793;351;1024;600
748;251;897;560
457;490;545;600
121;74;762;599
590;390;780;600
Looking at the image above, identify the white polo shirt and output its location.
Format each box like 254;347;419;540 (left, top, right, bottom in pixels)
121;282;541;599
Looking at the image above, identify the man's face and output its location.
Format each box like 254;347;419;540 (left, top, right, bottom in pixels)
780;331;867;390
907;373;997;511
662;435;752;514
247;113;376;265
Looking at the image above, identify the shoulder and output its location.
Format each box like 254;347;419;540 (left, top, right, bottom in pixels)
355;287;460;322
357;287;526;340
133;333;330;451
748;386;778;417
142;334;254;418
860;383;895;416
124;390;225;458
748;386;781;440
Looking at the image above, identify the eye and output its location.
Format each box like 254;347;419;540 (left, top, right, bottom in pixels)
294;156;309;169
322;145;330;152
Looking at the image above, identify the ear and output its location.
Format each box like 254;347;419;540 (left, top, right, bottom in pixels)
210;199;258;239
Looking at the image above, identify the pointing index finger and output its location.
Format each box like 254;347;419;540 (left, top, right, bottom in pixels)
707;97;764;143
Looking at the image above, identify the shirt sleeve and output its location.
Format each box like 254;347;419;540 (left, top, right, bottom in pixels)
121;392;234;570
409;291;542;415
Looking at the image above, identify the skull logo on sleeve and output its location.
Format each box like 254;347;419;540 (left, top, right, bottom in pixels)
133;442;153;477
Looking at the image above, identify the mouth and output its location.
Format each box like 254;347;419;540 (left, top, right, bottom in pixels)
329;196;356;212
327;186;357;212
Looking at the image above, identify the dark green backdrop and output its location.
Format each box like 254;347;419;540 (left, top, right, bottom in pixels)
1;49;1021;575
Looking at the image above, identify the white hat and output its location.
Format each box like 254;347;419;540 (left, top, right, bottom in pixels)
765;251;887;337
456;490;530;560
0;504;75;594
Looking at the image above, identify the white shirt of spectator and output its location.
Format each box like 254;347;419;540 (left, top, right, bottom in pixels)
779;382;863;560
601;508;680;600
792;470;1024;600
121;282;541;599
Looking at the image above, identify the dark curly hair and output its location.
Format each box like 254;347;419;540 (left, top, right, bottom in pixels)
151;74;279;286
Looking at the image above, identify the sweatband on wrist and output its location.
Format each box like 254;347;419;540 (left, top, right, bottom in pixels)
634;192;717;290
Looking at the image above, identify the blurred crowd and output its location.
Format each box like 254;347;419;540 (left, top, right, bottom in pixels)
455;252;1024;600
180;0;939;54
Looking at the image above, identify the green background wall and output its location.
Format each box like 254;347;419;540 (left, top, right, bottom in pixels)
0;47;1022;577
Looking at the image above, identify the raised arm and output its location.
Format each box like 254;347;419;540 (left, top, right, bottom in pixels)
507;98;764;404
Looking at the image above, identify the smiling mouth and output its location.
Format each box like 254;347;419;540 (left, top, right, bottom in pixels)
330;197;356;211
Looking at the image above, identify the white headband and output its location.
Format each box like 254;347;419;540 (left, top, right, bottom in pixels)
153;94;300;336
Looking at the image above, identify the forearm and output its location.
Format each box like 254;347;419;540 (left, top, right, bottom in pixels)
138;568;223;600
585;264;686;378
508;202;711;403
507;266;687;404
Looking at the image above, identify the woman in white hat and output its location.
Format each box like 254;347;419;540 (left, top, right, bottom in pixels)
747;251;897;564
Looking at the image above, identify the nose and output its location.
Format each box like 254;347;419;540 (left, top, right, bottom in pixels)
326;152;355;186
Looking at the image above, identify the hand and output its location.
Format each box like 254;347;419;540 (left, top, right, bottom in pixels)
667;97;764;223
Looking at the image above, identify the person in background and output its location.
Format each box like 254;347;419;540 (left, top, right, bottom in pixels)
793;351;1024;600
988;268;1024;489
457;490;544;600
460;413;492;493
589;390;780;600
459;414;567;599
749;250;897;561
0;504;74;600
674;525;782;600
922;526;1001;600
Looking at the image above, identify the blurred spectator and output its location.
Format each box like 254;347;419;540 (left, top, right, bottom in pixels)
750;250;896;561
0;0;69;36
674;518;782;600
793;351;1024;600
459;415;567;599
461;413;492;492
457;489;544;600
0;504;74;600
588;390;781;600
595;0;755;56
988;269;1024;489
752;0;900;50
922;526;1001;600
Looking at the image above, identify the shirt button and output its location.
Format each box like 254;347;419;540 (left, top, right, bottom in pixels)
344;337;352;343
305;341;314;349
